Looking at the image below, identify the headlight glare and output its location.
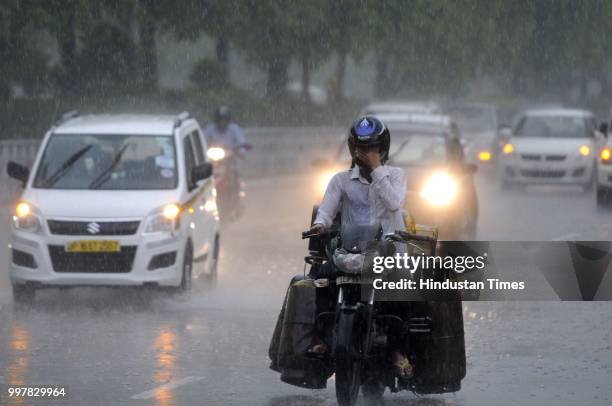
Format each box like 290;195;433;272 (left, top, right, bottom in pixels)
13;201;41;233
207;147;226;162
502;143;514;154
579;145;590;156
478;151;492;161
420;172;459;207
144;204;180;234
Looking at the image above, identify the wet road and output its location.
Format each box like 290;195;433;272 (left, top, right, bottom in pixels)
1;172;612;405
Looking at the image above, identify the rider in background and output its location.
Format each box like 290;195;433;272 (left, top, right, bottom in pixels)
204;106;249;155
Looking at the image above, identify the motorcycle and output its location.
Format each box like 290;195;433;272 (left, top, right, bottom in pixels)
206;145;246;221
294;211;466;406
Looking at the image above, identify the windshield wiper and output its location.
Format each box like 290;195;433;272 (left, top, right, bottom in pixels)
88;143;130;189
43;145;93;187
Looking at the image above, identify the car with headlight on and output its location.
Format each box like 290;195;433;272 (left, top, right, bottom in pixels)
6;112;220;304
499;108;602;190
446;102;499;168
362;100;441;116
315;123;478;239
595;119;612;206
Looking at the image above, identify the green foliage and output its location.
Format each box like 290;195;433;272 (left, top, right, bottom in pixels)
190;58;229;90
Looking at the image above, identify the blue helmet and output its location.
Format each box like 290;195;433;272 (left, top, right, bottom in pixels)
348;116;391;164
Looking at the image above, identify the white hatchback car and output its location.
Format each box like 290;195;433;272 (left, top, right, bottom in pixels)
6;112;220;303
499;109;602;190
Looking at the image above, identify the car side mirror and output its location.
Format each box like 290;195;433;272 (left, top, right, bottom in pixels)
191;162;213;184
7;161;30;187
599;122;609;137
463;163;478;174
311;158;331;168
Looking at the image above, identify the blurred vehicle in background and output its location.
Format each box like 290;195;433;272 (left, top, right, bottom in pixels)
286;81;328;105
446;102;499;167
314;122;478;240
6;112;220;304
361;100;441;116
206;144;246;221
595;118;612;206
499;108;602;191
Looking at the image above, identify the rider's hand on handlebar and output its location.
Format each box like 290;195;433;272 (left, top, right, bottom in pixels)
309;224;326;235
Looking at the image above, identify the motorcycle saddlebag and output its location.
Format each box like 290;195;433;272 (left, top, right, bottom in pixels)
409;299;466;394
270;277;332;389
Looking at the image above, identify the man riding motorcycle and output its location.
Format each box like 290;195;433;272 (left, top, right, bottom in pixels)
203;106;249;155
306;116;412;379
204;106;249;220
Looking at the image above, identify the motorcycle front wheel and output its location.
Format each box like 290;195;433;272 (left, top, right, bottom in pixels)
335;311;362;406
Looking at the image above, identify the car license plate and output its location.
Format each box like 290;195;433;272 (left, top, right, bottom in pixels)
66;240;120;253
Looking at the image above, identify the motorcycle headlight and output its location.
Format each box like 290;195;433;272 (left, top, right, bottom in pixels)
13;201;42;233
143;203;180;234
318;170;336;196
207;147;226;162
477;151;492;161
419;172;459;207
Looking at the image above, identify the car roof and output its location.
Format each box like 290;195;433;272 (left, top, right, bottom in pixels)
363;100;439;114
53;114;188;135
376;113;452;128
523;108;594;118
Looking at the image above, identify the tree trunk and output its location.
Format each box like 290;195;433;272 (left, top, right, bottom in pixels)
300;53;311;103
331;51;347;104
216;34;229;66
374;54;389;98
266;58;288;98
57;8;77;94
139;0;158;90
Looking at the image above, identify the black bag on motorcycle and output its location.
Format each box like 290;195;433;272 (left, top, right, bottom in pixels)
409;298;466;394
268;277;332;389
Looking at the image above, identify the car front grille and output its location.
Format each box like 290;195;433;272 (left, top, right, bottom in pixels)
520;169;566;178
521;154;541;161
48;245;137;273
48;220;140;236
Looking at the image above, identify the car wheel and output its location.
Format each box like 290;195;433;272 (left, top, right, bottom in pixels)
597;186;609;207
205;234;220;289
177;242;193;293
12;284;35;307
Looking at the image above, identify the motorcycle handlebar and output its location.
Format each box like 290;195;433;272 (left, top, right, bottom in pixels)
394;230;437;243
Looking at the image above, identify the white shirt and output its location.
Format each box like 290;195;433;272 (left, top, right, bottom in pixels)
314;165;407;235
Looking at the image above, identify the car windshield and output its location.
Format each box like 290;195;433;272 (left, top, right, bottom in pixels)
33;134;177;190
448;105;496;134
389;135;447;165
515;115;589;138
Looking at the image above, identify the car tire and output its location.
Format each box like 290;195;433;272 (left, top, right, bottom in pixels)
176;242;193;293
205;234;220;289
12;284;35;307
597;186;609;207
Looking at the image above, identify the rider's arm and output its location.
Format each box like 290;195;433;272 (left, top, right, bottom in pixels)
313;173;342;228
370;166;406;211
231;124;248;150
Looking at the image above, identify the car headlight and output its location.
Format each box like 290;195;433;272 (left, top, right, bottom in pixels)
143;203;181;234
419;172;459;207
600;148;611;163
502;143;514;154
13;201;42;233
579;145;590;157
477;151;492;161
206;147;226;162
